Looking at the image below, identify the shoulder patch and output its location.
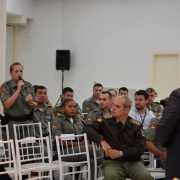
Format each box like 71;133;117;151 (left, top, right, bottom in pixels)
52;124;56;128
1;86;6;91
56;112;62;117
130;119;141;126
97;119;103;123
85;106;90;110
86;117;92;121
104;114;112;119
149;124;156;129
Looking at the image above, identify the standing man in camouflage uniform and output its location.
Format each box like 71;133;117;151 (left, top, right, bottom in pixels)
53;87;83;119
86;91;112;125
146;88;163;117
0;62;38;141
82;83;103;118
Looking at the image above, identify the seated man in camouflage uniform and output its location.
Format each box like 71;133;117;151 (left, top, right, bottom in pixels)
82;83;103;118
146;88;163;117
118;87;128;96
85;91;112;125
53;87;83;120
33;86;54;155
145;97;168;169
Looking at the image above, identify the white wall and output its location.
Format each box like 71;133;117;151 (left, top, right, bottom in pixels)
7;0;35;18
16;0;180;107
17;0;63;107
0;0;6;114
6;26;13;81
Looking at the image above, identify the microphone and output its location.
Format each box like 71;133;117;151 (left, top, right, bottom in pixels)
18;76;24;88
18;76;24;81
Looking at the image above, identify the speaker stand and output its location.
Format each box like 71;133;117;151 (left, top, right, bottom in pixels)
62;70;64;93
54;70;64;107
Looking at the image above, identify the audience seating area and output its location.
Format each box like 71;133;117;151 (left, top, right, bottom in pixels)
0;122;165;180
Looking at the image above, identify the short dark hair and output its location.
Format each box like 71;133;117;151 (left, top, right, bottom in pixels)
34;86;47;94
119;87;128;93
135;90;149;100
61;99;75;107
33;85;38;90
62;87;74;94
93;83;103;89
10;62;23;72
146;88;156;94
108;89;117;96
101;91;112;99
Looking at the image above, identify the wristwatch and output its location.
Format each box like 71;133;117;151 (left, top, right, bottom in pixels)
119;151;123;158
28;103;34;107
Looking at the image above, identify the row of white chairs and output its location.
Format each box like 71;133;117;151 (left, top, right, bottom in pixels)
0;122;91;180
0;122;165;180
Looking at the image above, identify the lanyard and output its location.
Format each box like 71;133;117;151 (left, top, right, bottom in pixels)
138;110;147;125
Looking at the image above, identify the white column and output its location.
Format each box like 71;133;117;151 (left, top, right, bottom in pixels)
0;0;6;114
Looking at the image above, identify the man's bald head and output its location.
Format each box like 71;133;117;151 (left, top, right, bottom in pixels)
112;96;132;120
116;96;132;108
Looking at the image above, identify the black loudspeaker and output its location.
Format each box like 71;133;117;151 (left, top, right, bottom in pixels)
56;50;70;70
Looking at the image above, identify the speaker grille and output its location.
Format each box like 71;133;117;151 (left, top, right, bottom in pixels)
56;50;70;70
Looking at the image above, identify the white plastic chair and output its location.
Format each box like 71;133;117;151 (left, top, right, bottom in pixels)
55;133;91;180
91;142;104;180
0;124;11;166
15;136;52;180
0;139;18;180
13;122;43;140
47;122;60;171
0;124;10;140
145;153;165;179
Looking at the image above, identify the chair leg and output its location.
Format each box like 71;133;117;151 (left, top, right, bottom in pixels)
72;167;75;180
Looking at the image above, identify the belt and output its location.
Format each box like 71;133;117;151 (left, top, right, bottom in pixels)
4;111;33;122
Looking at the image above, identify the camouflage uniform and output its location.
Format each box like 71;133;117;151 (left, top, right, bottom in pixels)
82;95;99;118
52;114;96;180
53;101;83;118
0;79;38;140
147;103;163;117
33;103;54;137
85;107;112;125
146;117;166;169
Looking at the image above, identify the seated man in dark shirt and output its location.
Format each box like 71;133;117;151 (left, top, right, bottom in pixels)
84;96;153;180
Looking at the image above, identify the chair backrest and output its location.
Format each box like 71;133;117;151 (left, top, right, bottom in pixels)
48;121;53;158
15;136;52;180
13;122;43;140
55;133;91;180
0;124;11;168
141;151;155;168
0;139;17;180
92;142;104;180
0;124;10;141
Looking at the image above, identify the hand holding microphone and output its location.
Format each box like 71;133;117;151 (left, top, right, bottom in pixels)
17;76;24;92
